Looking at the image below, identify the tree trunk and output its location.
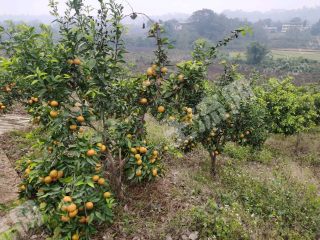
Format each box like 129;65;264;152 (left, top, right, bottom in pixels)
105;153;125;201
210;151;217;176
294;133;302;155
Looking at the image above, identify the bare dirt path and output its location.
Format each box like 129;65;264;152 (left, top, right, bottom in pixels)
0;114;29;204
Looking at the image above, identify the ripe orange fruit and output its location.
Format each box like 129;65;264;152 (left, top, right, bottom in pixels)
61;215;70;222
139;147;147;154
50;100;59;107
136;159;143;165
49;110;58;118
73;58;81;65
44;176;52;184
100;144;107;152
69;209;78;218
95;163;102;172
152;168;158;177
147;67;154;76
63;196;72;203
92;175;99;182
143;80;151;87
161;67;168;74
186;108;192;114
57;170;64;179
178;74;185;82
28;99;33;105
61;205;68;211
86;149;96;157
135;154;141;160
139;98;148;105
126;134;132;139
136;170;142;177
98;178;105;185
49;170;58;178
67;203;77;212
157;106;165;113
69;125;78;131
72;234;80;240
25;168;31;175
79;216;86;223
48;146;53;153
85;202;94;210
76;115;85;122
152;150;159;156
104;192;111;198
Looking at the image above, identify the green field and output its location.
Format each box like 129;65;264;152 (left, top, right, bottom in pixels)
271;49;320;61
230;49;320;61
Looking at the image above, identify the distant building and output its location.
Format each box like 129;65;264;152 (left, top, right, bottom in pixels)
174;21;191;31
264;26;278;33
281;24;311;33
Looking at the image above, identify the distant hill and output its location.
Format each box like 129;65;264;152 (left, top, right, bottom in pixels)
0;15;54;24
223;6;320;24
1;6;320;26
0;13;189;26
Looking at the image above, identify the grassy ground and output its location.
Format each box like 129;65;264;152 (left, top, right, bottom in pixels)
92;123;320;239
3;121;320;239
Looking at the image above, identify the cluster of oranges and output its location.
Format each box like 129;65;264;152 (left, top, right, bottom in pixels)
206;128;218;142
92;175;112;198
28;96;39;105
67;58;81;65
60;196;93;224
146;64;168;77
49;100;59;118
182;107;193;123
42;169;64;184
179;136;196;152
69;115;86;132
92;175;106;186
1;82;15;93
130;146;159;177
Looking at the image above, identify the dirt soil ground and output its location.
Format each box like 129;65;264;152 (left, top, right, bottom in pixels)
0;114;29;205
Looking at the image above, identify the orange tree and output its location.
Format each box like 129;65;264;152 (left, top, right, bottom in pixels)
0;0;251;239
173;63;269;174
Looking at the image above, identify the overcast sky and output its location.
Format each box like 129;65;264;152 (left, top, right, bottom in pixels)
0;0;319;16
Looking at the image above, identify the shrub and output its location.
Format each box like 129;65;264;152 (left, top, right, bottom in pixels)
190;200;250;239
256;77;317;135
